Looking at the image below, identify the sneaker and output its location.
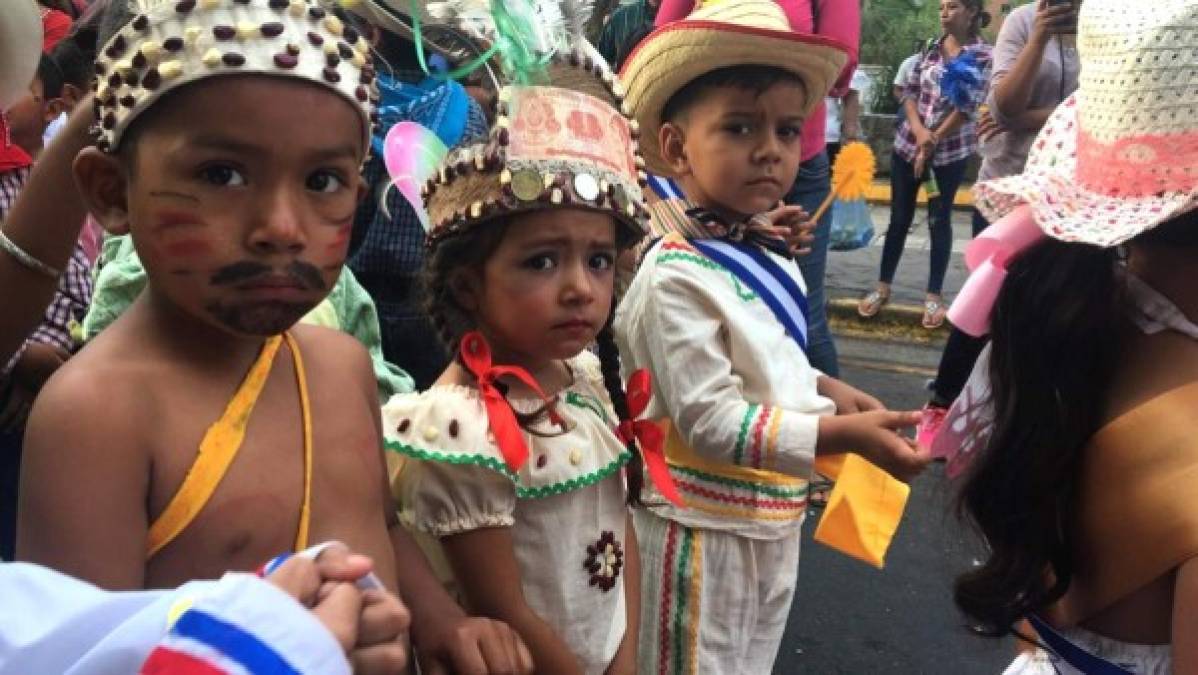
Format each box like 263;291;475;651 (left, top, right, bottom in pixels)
916;403;949;452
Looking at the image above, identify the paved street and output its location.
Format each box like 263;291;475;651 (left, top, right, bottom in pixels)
775;361;1015;673
825;203;975;309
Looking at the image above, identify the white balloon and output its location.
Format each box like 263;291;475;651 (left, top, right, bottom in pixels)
0;0;43;112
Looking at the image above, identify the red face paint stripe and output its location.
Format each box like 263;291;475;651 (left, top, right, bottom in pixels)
162;239;213;258
153;211;204;231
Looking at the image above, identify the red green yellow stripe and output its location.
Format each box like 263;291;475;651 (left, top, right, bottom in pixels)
657;521;680;675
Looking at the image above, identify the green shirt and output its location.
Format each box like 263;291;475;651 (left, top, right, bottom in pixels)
82;235;415;401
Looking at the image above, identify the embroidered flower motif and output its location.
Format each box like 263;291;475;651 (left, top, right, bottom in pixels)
583;531;623;592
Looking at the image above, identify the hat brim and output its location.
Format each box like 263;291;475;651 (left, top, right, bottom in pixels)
620;20;849;176
351;1;460;59
975;94;1198;248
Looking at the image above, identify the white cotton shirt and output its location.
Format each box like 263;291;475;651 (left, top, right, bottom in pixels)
383;351;630;674
614;234;835;540
894;53;921;87
825;68;872;143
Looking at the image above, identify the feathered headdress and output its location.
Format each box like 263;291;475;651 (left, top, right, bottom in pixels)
383;0;649;242
425;0;592;83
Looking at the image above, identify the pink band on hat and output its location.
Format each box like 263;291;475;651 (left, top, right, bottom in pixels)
508;86;639;182
947;206;1046;337
1076;128;1198;198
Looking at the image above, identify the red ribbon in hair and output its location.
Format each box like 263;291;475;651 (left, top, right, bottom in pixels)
616;369;683;506
460;332;561;472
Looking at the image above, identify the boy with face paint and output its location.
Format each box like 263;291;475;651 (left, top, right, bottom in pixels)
15;2;531;672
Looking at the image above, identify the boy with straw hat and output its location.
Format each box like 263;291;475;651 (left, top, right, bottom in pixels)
615;1;931;671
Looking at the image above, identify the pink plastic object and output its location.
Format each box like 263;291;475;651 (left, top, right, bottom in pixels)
383;121;448;232
946;205;1046;337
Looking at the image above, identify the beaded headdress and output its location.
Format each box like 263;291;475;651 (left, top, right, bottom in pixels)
92;0;378;153
407;0;650;246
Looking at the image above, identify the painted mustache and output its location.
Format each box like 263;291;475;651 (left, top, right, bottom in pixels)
209;260;327;291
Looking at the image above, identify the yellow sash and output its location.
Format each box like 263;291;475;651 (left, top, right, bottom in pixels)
660;418;806;488
146;333;313;559
659;419;909;567
1056;380;1198;624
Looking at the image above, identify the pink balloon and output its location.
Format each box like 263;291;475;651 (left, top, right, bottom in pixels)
383;121;448;232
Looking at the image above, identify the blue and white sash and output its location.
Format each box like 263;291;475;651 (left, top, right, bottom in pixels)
690;238;810;353
1026;615;1134;675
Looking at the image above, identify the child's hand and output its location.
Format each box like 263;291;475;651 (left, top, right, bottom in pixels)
349;589;414;675
267;546;411;674
761;203;815;256
817;376;884;414
415;615;534;675
818;411;931;482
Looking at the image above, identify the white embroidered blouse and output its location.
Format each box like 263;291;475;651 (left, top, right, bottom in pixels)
382;351;631;673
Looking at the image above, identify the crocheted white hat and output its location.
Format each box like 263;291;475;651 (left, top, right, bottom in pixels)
974;0;1198;247
92;0;377;153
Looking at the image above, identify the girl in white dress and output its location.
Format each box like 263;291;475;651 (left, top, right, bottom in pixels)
379;18;680;673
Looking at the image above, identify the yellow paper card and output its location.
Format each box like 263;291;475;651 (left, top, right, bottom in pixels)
813;453;910;569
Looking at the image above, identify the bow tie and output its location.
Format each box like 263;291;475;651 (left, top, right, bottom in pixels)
685;207;793;259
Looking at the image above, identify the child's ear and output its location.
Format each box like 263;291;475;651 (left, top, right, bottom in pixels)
60;84;84;113
448;267;481;312
660;122;690;177
73;147;131;236
42;98;66;125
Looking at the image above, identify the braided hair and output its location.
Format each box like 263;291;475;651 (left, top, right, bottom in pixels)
595;316;645;506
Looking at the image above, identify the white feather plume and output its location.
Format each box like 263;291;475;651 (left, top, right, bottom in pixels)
427;0;594;55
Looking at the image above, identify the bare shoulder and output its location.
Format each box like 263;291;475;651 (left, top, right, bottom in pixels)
30;338;156;441
289;324;374;395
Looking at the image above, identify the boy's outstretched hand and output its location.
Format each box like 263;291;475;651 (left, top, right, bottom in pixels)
817;376;884;414
818;410;932;483
761;203;815;256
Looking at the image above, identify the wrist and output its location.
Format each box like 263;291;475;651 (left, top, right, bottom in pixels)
407;589;467;649
816;415;846;454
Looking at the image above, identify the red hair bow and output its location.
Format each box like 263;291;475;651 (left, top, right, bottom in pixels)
460;332;560;472
616;369;683;506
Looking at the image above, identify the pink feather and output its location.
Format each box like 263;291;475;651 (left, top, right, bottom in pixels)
383;121;449;232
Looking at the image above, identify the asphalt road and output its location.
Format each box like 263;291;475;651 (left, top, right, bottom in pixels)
773;362;1015;674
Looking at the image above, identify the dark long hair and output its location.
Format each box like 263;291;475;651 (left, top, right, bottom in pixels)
424;218;646;504
954;239;1124;636
954;207;1198;636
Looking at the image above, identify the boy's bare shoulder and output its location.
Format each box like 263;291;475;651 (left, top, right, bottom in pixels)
36;335;160;420
289;323;374;385
23;339;162;472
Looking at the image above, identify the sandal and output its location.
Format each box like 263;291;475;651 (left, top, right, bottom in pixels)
922;297;947;329
857;288;890;318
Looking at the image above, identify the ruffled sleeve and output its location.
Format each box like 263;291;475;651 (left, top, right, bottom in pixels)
382;388;517;536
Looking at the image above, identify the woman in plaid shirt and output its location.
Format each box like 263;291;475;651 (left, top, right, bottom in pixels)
859;0;993;329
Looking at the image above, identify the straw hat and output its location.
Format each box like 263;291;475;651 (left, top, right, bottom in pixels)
974;0;1198;247
619;0;850;176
